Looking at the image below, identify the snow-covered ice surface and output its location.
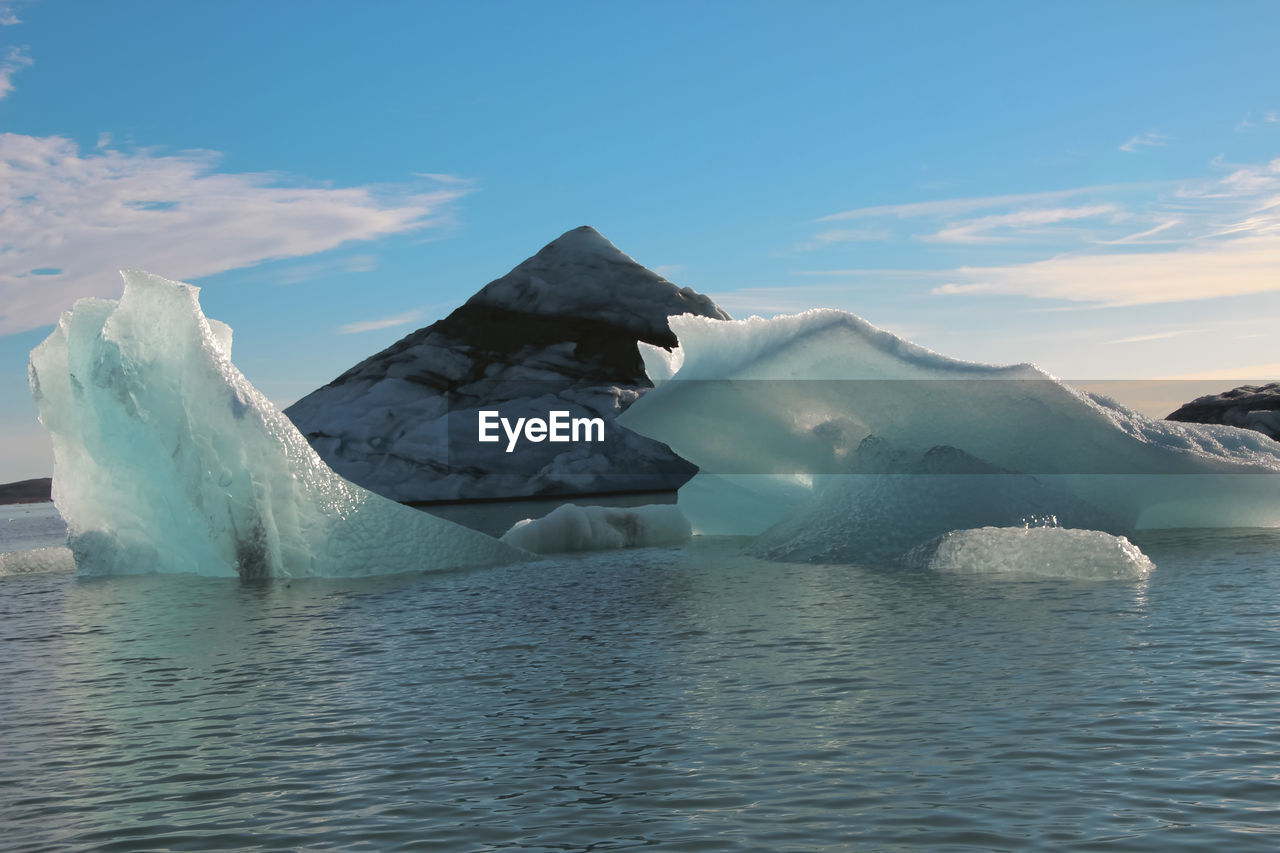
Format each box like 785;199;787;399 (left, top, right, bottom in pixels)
500;503;691;554
923;526;1155;580
620;310;1280;560
285;227;726;502
28;272;527;578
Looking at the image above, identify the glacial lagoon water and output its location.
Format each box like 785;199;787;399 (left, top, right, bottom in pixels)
5;504;1280;851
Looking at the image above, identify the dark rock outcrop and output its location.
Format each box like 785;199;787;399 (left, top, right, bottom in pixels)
284;227;730;502
1166;383;1280;441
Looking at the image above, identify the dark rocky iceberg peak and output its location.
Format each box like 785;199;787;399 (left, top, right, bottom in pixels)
284;227;730;503
466;225;728;347
1166;383;1280;441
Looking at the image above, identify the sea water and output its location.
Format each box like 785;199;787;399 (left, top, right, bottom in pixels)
5;505;1280;851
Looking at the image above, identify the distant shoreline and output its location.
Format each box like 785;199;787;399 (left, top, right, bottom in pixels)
0;478;52;505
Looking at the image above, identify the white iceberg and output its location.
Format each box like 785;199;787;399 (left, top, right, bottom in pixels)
619;310;1280;558
500;503;691;554
924;526;1155;580
28;271;527;578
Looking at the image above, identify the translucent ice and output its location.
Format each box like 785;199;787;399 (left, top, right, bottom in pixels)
925;527;1155;580
28;271;527;578
500;503;691;554
619;310;1280;558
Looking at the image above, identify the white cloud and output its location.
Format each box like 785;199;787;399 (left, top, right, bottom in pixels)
801;227;894;249
1210;157;1280;196
1107;329;1197;344
0;45;31;99
0;133;471;334
0;2;22;26
818;185;1126;223
922;204;1119;244
791;268;956;279
808;184;1161;249
1099;217;1183;245
272;254;378;286
934;236;1280;306
1120;131;1170;153
413;172;473;186
338;308;425;335
806;152;1280;309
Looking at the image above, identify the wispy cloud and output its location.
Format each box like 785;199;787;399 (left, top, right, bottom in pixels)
272;254;378;286
0;133;472;334
923;204;1119;244
818;186;1125;223
413;172;474;186
0;2;25;26
1238;111;1280;130
0;45;31;99
1120;131;1170;153
934;236;1280;306
1107;330;1198;344
791;268;957;279
807;184;1158;250
805;152;1280;310
338;308;425;335
801;227;895;249
1098;217;1183;245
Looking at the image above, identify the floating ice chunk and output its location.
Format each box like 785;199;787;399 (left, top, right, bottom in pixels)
28;271;527;578
0;546;76;576
500;503;691;554
925;527;1155;580
619;310;1280;547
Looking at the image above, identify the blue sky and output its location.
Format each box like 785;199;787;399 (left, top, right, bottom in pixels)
2;0;1279;480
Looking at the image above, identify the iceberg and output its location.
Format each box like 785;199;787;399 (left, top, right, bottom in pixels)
28;271;527;578
923;526;1155;580
284;227;726;502
499;503;691;554
618;310;1280;559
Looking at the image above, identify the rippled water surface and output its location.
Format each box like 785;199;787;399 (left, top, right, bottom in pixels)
4;522;1280;851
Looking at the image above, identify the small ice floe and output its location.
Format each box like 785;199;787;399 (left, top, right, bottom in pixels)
500;504;691;555
0;547;76;576
924;525;1155;580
